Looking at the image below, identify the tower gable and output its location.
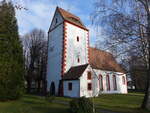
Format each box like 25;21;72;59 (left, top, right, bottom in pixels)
49;8;64;31
64;22;89;73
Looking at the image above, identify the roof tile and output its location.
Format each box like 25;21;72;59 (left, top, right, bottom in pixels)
89;47;125;73
57;7;87;30
62;64;88;80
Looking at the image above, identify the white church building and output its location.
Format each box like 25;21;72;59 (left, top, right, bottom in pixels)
47;7;127;97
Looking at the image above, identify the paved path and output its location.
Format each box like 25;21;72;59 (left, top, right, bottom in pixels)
52;99;122;113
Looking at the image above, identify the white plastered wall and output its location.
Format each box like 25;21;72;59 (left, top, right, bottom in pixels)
47;11;64;94
63;65;94;98
62;66;127;98
79;65;96;97
92;69;128;94
63;80;80;97
50;10;64;30
65;22;89;73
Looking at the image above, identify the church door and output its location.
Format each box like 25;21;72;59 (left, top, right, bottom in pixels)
58;80;64;96
50;82;55;95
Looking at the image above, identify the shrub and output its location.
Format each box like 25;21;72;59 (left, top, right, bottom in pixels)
69;97;94;113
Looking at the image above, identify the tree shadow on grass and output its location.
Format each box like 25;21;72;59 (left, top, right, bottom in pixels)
21;95;69;113
32;105;69;113
22;95;46;105
23;95;44;100
22;99;45;105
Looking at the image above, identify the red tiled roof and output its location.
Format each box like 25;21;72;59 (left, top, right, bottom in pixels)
62;48;125;80
62;64;88;80
89;47;125;73
57;7;87;30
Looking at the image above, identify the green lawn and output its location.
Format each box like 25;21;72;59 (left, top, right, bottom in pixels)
94;92;149;113
0;92;149;113
0;95;69;113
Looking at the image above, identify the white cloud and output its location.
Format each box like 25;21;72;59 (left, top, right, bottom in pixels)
15;0;56;35
1;0;99;46
14;0;86;36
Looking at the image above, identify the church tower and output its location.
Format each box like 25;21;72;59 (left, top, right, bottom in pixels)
47;7;89;95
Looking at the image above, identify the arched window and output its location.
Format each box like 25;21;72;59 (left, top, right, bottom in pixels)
99;74;103;91
113;75;117;90
106;75;110;91
122;76;126;85
50;82;55;95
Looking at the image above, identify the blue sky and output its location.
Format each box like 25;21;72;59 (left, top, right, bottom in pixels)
1;0;103;46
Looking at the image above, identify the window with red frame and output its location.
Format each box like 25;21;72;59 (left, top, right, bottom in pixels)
99;74;103;91
106;75;110;91
68;82;72;91
122;76;126;85
77;36;79;42
87;83;92;90
113;75;117;90
87;71;92;80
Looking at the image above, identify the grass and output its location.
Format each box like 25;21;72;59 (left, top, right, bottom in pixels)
0;95;69;113
0;92;149;113
94;92;149;113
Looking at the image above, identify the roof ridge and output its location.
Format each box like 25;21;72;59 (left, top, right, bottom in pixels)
56;7;88;30
63;63;89;80
57;7;80;20
71;63;89;68
89;47;113;56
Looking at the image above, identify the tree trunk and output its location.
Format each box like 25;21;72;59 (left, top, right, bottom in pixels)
27;78;31;93
141;12;150;110
44;81;47;95
142;69;150;110
37;80;41;93
42;78;47;95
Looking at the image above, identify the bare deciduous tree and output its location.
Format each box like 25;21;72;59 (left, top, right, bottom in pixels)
92;0;150;110
22;29;47;94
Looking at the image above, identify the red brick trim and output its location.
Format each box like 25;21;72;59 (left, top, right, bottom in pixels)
61;21;67;77
59;21;67;96
64;20;89;31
